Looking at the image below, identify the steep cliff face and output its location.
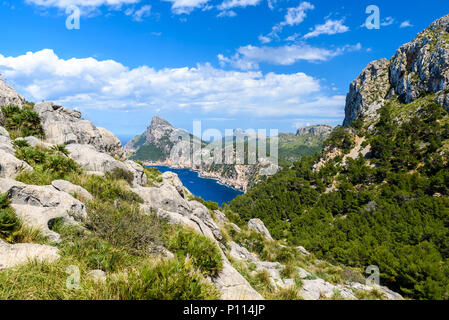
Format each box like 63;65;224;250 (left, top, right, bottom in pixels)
344;14;449;126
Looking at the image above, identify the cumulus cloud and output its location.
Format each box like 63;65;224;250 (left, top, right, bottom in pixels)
304;19;349;39
400;20;413;28
0;49;344;118
218;43;362;70
161;0;210;14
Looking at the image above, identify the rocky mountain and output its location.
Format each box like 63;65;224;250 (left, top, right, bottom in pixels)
228;15;449;300
126;117;330;191
296;124;334;136
0;75;404;300
344;14;449;126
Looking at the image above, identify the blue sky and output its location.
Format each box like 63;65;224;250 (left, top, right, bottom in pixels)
0;0;448;142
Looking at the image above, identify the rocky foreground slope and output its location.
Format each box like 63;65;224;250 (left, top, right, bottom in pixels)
0;77;403;300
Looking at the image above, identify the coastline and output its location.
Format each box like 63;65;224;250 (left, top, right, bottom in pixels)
142;160;247;192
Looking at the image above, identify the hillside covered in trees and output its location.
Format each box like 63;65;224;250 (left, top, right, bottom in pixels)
228;16;449;300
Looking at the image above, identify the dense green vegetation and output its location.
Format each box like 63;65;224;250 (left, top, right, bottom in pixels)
167;228;223;277
130;142;166;161
1;104;44;139
229;98;449;299
277;133;327;167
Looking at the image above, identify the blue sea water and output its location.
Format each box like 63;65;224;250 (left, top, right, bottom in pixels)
149;166;244;205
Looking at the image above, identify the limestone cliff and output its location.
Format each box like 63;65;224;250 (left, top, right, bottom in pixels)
344;14;449;126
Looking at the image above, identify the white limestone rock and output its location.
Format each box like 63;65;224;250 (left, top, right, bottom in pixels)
0;76;25;109
0;149;33;179
34;102;124;158
248;218;273;240
0;239;60;270
51;180;93;202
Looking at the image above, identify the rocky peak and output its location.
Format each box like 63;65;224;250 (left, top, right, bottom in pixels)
296;124;334;136
344;14;449;126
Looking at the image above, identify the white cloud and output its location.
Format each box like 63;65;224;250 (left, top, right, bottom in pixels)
400;20;413;28
267;2;314;40
304;19;349;39
0;49;344;118
25;0;140;9
218;0;261;10
283;2;314;26
258;34;272;44
217;10;237;18
381;16;395;26
218;43;362;70
285;33;300;42
162;0;210;14
125;4;151;21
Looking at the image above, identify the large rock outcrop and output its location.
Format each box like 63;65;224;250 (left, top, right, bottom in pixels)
34;102;124;158
0;126;34;179
344;14;449;126
66;144;146;187
0;76;25;110
0;150;33;179
0;179;88;242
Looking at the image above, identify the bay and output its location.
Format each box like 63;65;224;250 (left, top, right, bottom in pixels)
149;166;244;205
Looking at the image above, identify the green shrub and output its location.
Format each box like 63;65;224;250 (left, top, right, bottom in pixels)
112;258;220;300
71;174;143;204
50;144;69;157
42;155;81;176
15;145;81;185
0;194;21;243
86;200;165;256
1;105;44;139
167;228;223;277
191;196;219;211
276;287;302;300
15;147;46;165
144;167;163;185
12;139;30;148
106;168;134;185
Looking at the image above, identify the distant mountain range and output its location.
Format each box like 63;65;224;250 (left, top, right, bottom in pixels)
124;117;333;191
